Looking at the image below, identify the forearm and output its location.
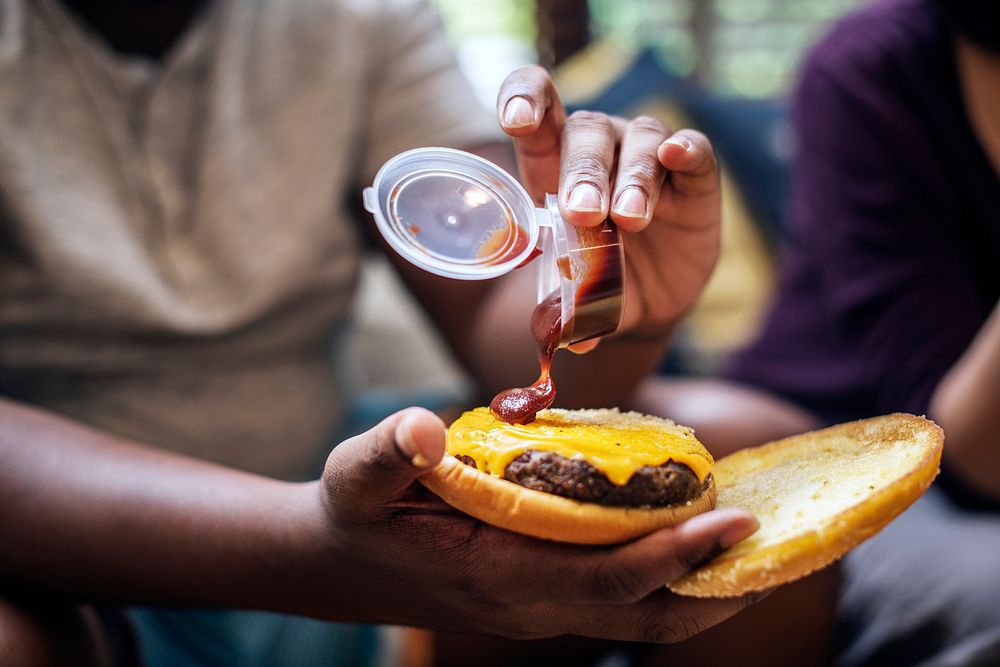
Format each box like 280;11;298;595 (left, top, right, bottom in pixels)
0;398;324;613
555;335;672;408
930;302;1000;499
631;379;820;458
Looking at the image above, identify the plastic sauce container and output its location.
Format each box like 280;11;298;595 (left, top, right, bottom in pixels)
363;147;624;348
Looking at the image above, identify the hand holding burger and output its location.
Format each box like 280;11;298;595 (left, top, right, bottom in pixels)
419;407;943;598
312;407;762;642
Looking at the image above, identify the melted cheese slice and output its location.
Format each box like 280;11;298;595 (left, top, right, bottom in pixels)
447;407;713;485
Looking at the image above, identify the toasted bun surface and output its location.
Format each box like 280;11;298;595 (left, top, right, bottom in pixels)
668;413;943;597
419;408;716;545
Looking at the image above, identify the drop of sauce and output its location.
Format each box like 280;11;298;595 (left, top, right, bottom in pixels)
490;291;563;424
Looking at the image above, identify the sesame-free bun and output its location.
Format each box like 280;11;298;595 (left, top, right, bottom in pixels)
419;408;717;545
669;413;943;597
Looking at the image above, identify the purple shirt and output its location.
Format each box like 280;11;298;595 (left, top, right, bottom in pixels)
726;0;1000;425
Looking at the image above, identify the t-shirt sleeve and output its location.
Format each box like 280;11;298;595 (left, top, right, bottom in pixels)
359;0;504;181
788;51;986;417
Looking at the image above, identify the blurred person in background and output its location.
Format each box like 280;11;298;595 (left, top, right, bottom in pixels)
0;0;767;665
638;0;1000;665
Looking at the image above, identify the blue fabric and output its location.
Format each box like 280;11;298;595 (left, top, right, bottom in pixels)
683;94;790;245
569;49;688;116
130;608;380;667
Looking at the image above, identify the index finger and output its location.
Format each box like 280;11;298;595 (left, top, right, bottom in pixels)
572;508;759;604
497;65;567;201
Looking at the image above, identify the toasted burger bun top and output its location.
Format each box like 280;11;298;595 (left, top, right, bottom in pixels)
418;407;717;545
669;413;943;598
445;407;714;485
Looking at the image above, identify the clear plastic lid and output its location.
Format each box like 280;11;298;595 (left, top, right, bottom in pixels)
363;147;542;280
364;147;624;346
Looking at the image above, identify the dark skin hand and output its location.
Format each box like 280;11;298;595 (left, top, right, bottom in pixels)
497;66;722;334
388;66;722;409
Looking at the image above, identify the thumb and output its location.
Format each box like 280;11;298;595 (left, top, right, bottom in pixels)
323;407;446;514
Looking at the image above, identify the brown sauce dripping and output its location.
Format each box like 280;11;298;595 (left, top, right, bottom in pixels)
489;291;562;424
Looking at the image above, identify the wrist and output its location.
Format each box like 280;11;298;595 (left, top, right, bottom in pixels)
243;480;340;617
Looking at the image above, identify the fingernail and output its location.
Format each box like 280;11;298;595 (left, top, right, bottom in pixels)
503;96;535;129
613;187;647;219
397;414;432;468
568;183;603;212
663;136;693;152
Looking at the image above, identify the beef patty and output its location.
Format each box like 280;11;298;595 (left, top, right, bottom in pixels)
455;451;709;507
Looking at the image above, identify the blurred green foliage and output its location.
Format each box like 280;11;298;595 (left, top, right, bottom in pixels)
591;0;860;97
432;0;860;99
433;0;536;45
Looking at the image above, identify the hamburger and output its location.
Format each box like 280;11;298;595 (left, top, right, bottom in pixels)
420;407;717;545
420;408;944;598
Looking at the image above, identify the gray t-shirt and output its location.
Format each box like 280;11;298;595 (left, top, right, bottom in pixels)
0;0;499;478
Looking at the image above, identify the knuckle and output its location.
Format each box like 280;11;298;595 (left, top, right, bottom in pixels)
369;427;403;473
566;154;611;183
493;604;554;640
637;613;680;644
321;444;364;513
446;526;498;598
638;610;700;644
629;115;668;135
321;450;344;491
620;157;661;184
675;613;709;642
459;568;499;607
587;559;649;603
567;109;614;134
